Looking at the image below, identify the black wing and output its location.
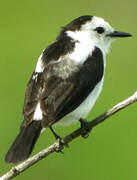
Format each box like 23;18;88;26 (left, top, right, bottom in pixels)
22;72;43;127
41;47;104;127
22;47;104;128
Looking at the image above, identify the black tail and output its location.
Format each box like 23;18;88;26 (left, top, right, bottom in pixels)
5;121;42;163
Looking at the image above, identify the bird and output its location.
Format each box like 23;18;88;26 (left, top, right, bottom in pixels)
5;15;131;163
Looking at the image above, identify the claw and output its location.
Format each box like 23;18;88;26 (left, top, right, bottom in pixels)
49;126;69;153
55;138;64;153
79;118;92;138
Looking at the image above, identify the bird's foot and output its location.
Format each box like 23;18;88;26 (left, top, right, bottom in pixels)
49;127;69;153
79;118;92;138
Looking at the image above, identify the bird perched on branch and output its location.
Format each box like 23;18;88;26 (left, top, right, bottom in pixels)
5;15;131;163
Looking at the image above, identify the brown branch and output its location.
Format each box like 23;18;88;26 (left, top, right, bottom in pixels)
1;90;137;180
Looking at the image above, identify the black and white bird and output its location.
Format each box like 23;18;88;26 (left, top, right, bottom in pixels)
5;15;131;163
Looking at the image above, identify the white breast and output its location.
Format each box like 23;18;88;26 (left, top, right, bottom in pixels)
56;77;104;126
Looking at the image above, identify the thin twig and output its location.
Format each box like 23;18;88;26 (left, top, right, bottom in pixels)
1;90;137;180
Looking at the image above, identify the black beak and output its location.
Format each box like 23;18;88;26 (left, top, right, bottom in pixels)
107;31;132;38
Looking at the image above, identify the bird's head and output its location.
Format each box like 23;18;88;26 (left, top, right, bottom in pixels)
63;15;131;54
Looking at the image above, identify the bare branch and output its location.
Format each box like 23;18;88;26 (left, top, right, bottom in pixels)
1;90;137;180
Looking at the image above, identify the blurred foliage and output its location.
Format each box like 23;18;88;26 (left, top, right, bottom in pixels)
0;0;137;179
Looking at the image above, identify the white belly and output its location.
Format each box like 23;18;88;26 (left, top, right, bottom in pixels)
56;78;104;126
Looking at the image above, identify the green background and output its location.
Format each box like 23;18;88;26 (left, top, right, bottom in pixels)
0;0;137;179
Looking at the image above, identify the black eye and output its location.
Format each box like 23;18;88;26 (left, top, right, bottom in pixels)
95;27;105;34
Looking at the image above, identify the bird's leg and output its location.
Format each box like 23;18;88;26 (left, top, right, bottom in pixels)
50;126;61;140
79;118;92;138
49;126;69;153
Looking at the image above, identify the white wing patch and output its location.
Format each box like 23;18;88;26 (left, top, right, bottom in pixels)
33;102;43;120
32;73;38;80
35;54;44;73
